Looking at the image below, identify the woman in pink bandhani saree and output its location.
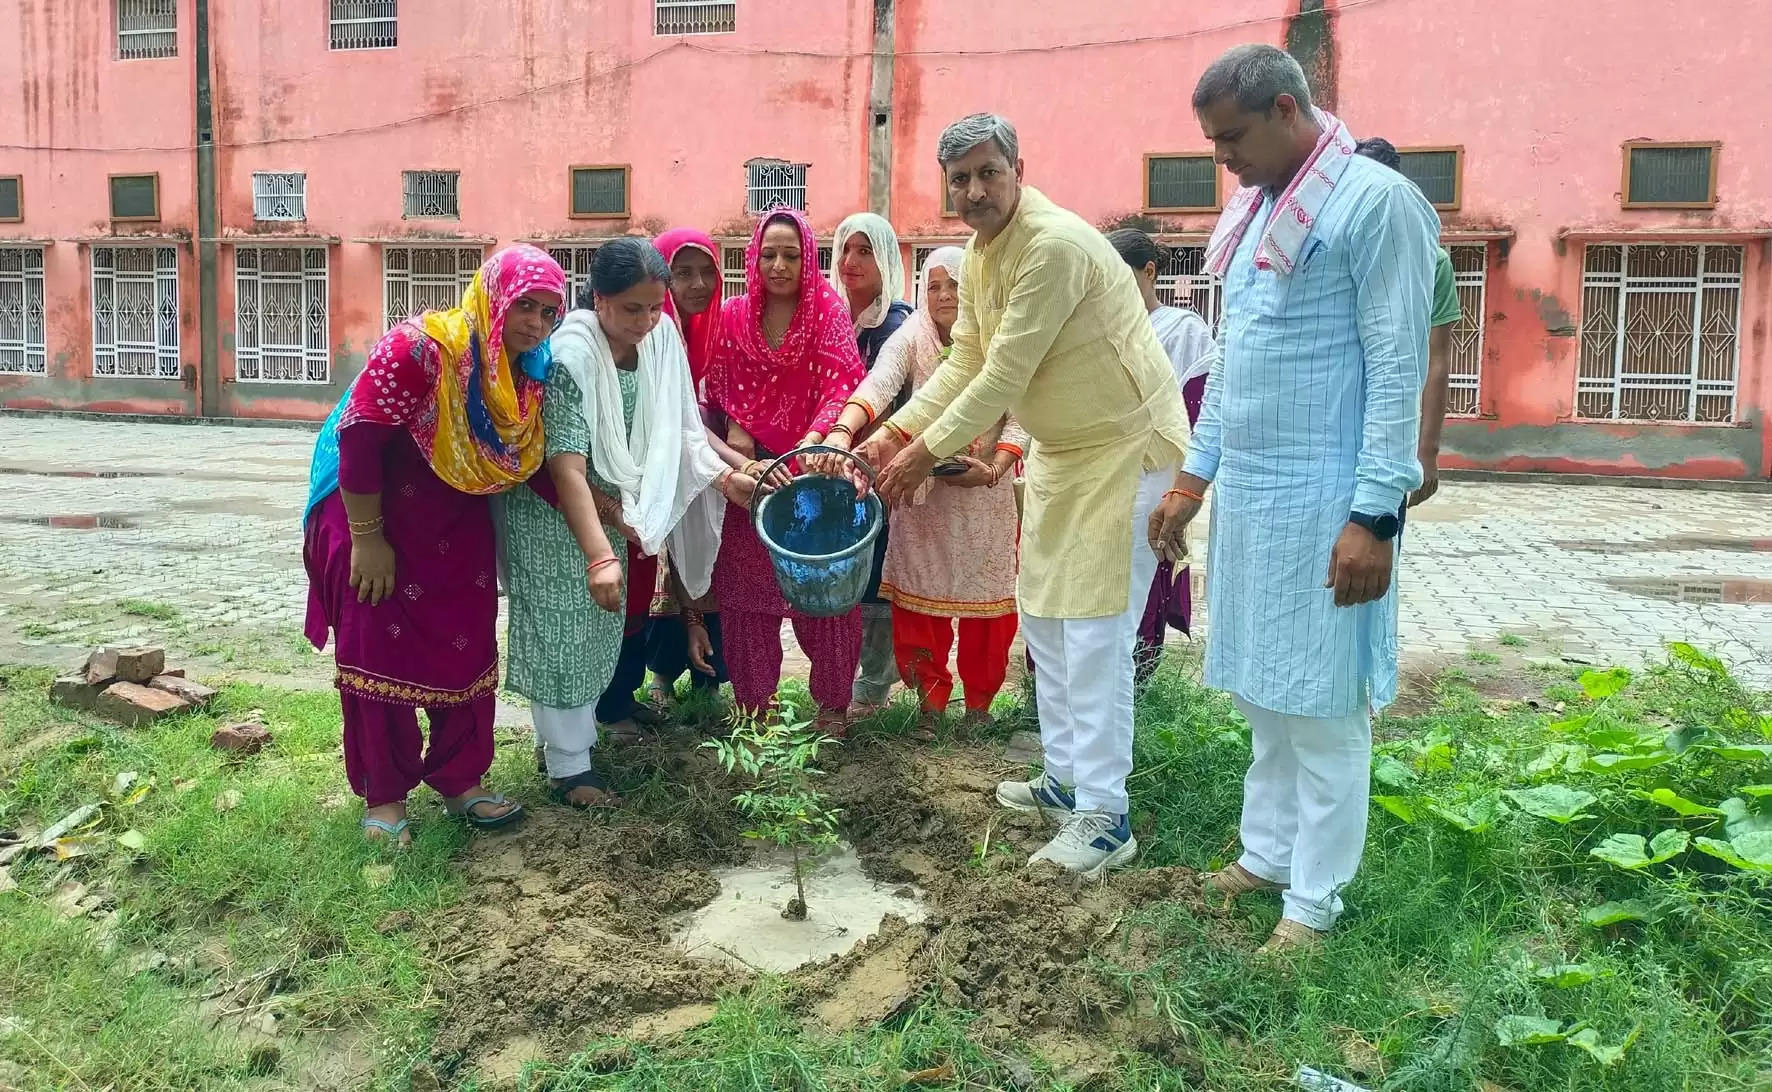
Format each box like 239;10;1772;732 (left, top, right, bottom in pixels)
704;209;867;733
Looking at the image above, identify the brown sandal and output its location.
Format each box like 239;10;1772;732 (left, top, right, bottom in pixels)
1257;918;1324;954
1202;862;1285;901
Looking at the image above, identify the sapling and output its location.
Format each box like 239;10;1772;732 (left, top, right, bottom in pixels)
704;703;843;920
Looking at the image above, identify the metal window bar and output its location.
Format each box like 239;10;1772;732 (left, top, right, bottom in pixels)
1147;157;1217;210
1575;243;1740;422
402;171;460;219
329;0;397;49
1151;242;1223;333
655;0;736;35
1627;146;1712;205
746;161;808;214
1446;244;1487;416
235;247;329;383
0;247;47;376
721;246;747;302
252;172;307;221
382;246;481;331
92;246;180;379
571;169;627;217
1397;151;1459;206
118;0;177;59
547;246;601;310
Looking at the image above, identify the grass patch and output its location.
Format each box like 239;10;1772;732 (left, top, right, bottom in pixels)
117;598;182;622
1498;633;1529;648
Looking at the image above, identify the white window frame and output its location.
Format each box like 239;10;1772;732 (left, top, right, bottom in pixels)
1445;244;1488;417
1576;243;1742;423
402;170;460;219
746;160;808;215
91;245;180;379
117;0;177;60
720;240;831;299
654;0;736;36
235;246;330;383
329;0;398;50
252;172;307;222
0;246;47;376
547;245;602;310
382;245;481;331
1151;239;1223;333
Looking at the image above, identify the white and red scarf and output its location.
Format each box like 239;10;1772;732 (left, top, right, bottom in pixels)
1203;109;1356;278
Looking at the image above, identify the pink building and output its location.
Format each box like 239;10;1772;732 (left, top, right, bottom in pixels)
3;0;1767;479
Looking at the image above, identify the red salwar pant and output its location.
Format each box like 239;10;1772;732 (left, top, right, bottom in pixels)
341;693;497;808
891;606;1019;713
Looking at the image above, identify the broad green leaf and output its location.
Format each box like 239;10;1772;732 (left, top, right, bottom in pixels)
1494;1014;1566;1046
1372;754;1416;789
1583;726;1650;751
1428;793;1507;834
1590;834;1651;870
1565;1025;1641;1066
1533;963;1597;988
1582;900;1657;927
1720;797;1772;840
1410;737;1455;774
1692;837;1772;872
1578;668;1631;700
1584;750;1675;773
116;829;146;852
1506;784;1599;823
1372;795;1417;823
1667;641;1724;674
1549;714;1593;735
1711;743;1772;762
1644;788;1723;817
1527;743;1588;777
1648;828;1691;862
1737;784;1772;797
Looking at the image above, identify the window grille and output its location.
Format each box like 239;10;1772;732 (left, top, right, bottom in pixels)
569;168;629;218
1624;143;1717;208
382;246;481;330
402;171;460;219
0;177;20;222
329;0;397;49
746;160;808;215
109;174;161;221
721;246;747;302
547;246;602;310
118;0;177;59
1444;245;1488;417
1577;244;1741;422
0;247;46;375
1145;155;1219;212
1150;243;1222;333
92;246;180;379
235;247;329;383
655;1;735;35
252;172;307;221
1396;148;1462;209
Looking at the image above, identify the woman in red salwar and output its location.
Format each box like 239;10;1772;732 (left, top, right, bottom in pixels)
303;245;566;844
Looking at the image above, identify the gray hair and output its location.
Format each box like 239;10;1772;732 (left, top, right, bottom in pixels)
1191;44;1313;115
936;113;1019;166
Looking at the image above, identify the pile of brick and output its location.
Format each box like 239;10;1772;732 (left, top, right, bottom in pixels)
50;645;217;727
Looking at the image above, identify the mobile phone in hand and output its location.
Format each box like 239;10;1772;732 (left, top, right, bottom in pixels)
931;459;970;477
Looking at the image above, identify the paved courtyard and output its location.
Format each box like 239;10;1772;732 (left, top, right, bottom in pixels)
0;416;1767;692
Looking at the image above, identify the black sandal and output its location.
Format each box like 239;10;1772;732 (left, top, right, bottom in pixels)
550;769;619;810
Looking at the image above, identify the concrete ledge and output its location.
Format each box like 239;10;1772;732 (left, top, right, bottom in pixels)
0;408;322;432
1442;468;1772;494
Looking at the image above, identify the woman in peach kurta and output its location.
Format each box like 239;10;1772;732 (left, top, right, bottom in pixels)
823;248;1023;717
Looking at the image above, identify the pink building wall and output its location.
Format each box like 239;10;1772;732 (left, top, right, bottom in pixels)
2;0;1767;478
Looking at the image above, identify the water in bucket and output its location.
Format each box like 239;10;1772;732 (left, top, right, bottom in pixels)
754;473;883;618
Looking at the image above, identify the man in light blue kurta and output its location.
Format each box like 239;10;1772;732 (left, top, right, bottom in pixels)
1150;45;1438;949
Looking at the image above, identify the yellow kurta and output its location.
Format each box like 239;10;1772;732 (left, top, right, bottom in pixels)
887;187;1189;618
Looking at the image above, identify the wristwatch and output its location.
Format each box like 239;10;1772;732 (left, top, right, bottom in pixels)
1349;509;1400;541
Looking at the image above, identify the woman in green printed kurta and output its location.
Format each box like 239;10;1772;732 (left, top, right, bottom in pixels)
502;239;746;807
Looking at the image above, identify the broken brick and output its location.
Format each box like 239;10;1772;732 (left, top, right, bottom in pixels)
210;723;273;755
114;646;167;684
85;647;120;686
95;682;190;727
150;675;216;709
50;674;103;711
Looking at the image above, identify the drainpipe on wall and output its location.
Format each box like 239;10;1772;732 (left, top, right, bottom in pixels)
194;0;221;417
866;0;895;217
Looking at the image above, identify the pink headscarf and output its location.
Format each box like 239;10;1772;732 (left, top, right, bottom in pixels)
654;227;721;386
706;209;865;455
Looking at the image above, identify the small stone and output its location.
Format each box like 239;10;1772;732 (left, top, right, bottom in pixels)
85;647;120;686
150;675;216;708
95;682;191;727
1003;730;1044;767
50;674;103;711
114;646;167;684
211;723;272;755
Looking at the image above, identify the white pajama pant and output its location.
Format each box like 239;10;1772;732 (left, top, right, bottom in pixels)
1232;695;1372;931
1020;468;1168;816
532;702;599;780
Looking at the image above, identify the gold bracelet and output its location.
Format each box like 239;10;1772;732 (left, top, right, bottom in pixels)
348;516;384;536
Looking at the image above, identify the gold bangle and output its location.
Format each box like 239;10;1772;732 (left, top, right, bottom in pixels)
348;516;384;536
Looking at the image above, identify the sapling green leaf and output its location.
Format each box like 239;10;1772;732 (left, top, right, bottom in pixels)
1506;784;1598;823
1532;963;1597;988
1564;1025;1641;1066
1494;1015;1566;1046
1642;788;1723;817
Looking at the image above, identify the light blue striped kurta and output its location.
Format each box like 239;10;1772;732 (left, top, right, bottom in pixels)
1185;156;1439;718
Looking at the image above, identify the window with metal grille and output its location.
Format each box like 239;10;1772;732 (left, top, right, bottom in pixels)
1144;155;1219;212
109;174;160;221
235;247;329;383
746;160;808;214
655;0;736;35
252;172;307;221
402;171;460;219
0;177;20;222
0;248;46;376
92;246;180;379
382;246;481;330
1576;243;1741;423
1150;243;1223;333
816;243;833;282
941;179;957;218
1445;244;1488;416
117;0;177;59
569;167;629;219
329;0;397;50
1396;148;1462;210
548;246;602;309
721;245;747;302
910;244;967;307
1623;143;1718;208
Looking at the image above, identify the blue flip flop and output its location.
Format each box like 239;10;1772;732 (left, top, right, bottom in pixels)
361;816;411;844
449;793;525;829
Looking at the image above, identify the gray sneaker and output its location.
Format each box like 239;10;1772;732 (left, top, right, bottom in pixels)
994;771;1076;820
1027;809;1138;878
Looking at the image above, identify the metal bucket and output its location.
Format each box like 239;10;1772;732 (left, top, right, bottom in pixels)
751;445;884;618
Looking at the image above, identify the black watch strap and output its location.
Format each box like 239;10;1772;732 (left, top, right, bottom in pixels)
1349;509;1400;541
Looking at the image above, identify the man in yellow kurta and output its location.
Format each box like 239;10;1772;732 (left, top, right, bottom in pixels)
861;113;1189;876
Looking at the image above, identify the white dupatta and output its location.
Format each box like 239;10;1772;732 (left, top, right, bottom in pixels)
549;309;727;598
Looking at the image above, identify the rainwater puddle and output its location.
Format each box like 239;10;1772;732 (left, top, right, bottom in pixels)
1558;535;1772;554
1604;577;1772;605
0;513;140;530
0;467;168;480
672;843;926;972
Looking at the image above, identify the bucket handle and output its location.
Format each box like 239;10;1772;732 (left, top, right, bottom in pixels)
749;443;879;529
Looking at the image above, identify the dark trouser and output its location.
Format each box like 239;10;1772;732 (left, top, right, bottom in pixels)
596;627;651;723
646;613;728;691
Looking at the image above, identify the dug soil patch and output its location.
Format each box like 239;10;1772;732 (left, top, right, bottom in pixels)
428;726;1225;1083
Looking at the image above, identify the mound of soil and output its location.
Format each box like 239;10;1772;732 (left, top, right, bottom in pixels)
427;724;1228;1084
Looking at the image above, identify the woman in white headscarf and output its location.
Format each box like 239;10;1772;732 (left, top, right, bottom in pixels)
829;212;915;711
821;247;1026;725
